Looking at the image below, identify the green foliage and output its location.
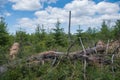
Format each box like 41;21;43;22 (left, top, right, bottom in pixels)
100;21;111;40
21;46;34;57
34;41;46;53
15;29;30;58
86;27;98;39
113;20;120;39
0;59;83;80
0;17;10;47
53;20;66;47
0;17;10;65
1;58;120;80
45;33;55;49
35;24;46;41
76;25;83;38
15;28;29;43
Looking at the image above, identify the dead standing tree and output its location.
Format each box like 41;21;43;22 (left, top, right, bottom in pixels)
68;11;72;44
67;11;72;56
79;37;87;80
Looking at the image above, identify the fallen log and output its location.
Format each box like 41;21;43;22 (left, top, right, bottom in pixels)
69;46;105;59
26;45;106;65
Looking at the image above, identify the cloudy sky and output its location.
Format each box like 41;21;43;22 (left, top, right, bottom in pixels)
0;0;120;34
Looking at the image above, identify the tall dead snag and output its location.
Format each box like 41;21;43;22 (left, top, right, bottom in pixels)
67;11;72;56
68;11;72;43
79;37;87;80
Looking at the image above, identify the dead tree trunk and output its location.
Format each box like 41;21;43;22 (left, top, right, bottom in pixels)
79;37;87;80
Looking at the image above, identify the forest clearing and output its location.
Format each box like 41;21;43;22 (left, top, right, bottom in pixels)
0;16;120;80
0;0;120;79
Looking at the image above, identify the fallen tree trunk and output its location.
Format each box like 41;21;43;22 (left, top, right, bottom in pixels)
26;46;106;65
71;46;106;59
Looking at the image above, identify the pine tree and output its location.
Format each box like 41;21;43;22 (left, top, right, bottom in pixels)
100;21;110;40
15;28;28;43
0;17;10;46
0;17;10;63
86;27;94;39
35;24;46;41
76;25;83;38
113;20;120;40
53;20;65;46
34;24;47;52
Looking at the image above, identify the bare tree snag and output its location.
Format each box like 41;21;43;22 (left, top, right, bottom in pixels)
79;37;87;80
68;11;72;43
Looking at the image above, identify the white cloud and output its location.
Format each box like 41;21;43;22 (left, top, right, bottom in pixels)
96;2;120;15
9;0;42;11
65;0;96;16
34;7;67;25
16;0;120;33
14;18;37;33
17;18;36;28
4;12;11;16
0;12;11;17
9;0;57;11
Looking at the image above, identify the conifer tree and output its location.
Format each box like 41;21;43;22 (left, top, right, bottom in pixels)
113;20;120;40
0;17;9;47
53;20;65;46
100;21;110;40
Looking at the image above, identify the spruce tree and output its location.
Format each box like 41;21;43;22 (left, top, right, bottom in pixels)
76;25;83;38
0;17;9;47
113;20;120;40
53;20;65;46
100;21;110;40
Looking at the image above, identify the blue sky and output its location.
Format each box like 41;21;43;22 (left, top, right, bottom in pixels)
0;0;120;34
